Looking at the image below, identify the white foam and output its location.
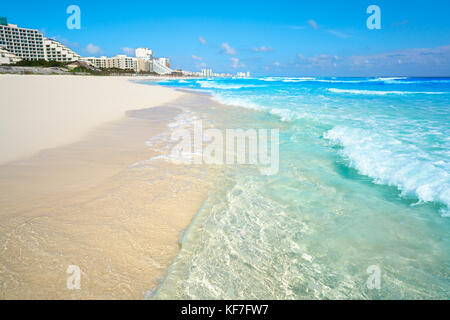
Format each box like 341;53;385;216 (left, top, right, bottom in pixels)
373;77;408;83
314;79;368;83
211;94;265;110
197;80;264;90
327;88;448;95
324;126;450;216
281;77;316;83
269;108;296;121
260;77;284;82
269;108;315;122
382;79;450;84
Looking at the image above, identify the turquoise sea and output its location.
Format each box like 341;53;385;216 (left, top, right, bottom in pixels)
146;77;449;299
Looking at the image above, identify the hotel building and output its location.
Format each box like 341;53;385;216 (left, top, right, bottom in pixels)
236;71;251;78
43;38;81;62
137;58;151;73
0;17;81;63
0;46;21;64
82;55;138;72
201;69;213;77
135;47;153;60
0;17;45;61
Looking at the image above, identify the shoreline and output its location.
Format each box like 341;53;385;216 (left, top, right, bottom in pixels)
0;76;221;299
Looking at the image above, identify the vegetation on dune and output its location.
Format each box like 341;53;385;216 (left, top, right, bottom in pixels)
9;59;66;68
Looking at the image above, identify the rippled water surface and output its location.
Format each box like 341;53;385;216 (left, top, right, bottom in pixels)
144;77;450;299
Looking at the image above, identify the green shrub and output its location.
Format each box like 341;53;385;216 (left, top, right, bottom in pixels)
11;59;66;68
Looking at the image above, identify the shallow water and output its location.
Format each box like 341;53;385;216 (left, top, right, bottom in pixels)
144;77;450;299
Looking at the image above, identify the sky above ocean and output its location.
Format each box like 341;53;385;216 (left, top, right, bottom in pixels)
2;0;450;76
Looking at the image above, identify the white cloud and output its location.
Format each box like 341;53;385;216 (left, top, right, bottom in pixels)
326;30;350;39
221;42;236;55
252;46;274;52
57;37;78;48
307;19;319;30
231;57;240;68
122;47;135;55
297;53;339;67
199;37;207;45
273;61;281;66
348;44;450;68
192;55;203;61
199;62;207;68
85;43;102;55
295;44;450;75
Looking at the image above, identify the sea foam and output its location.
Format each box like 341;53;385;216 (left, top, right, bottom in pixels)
197;81;264;90
327;88;448;95
324;126;450;215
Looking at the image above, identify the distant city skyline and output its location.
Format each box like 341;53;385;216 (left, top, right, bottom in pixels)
2;0;450;76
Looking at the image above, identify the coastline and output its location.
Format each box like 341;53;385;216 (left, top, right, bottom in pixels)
2;75;448;299
0;75;220;299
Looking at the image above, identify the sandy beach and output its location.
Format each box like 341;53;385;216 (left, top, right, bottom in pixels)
0;75;218;299
0;75;187;165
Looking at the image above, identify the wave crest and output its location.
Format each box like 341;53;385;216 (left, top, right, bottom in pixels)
327;88;448;95
324;126;450;216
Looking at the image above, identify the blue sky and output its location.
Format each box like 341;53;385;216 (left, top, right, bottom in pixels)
2;0;450;76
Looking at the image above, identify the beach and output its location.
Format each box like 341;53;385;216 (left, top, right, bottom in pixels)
0;75;218;299
0;75;187;165
0;75;449;300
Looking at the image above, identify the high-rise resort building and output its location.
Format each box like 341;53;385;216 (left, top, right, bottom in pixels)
0;17;45;61
0;17;81;63
135;48;154;60
135;47;172;74
201;68;213;77
43;38;81;62
236;71;251;78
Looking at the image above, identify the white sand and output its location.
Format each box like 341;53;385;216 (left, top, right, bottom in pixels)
0;76;220;299
0;75;184;164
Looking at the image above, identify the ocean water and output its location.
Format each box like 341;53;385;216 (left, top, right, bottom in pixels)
144;77;450;299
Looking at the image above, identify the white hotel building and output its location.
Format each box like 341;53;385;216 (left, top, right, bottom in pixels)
201;69;213;77
0;46;21;64
43;38;81;62
82;51;172;74
0;17;80;63
82;55;138;71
